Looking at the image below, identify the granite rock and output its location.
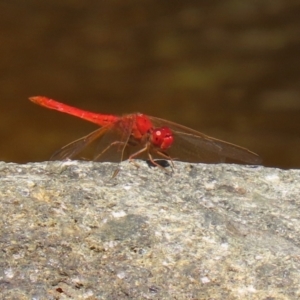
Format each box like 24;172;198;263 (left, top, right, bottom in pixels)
0;161;299;299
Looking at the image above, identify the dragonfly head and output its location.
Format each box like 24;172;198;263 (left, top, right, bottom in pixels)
151;127;174;150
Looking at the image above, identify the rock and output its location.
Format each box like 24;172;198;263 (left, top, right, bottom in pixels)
0;161;299;299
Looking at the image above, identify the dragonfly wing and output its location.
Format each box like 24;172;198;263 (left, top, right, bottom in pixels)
92;115;138;162
50;116;139;162
149;116;261;164
50;125;111;161
169;131;261;164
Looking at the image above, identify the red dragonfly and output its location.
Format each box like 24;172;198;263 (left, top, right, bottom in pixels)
29;96;261;172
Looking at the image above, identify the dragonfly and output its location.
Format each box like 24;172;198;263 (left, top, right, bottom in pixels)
29;96;261;174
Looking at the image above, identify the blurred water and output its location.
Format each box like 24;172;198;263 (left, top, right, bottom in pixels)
1;0;299;168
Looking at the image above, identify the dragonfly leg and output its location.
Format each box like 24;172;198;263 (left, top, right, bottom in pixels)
154;150;175;169
148;151;174;173
128;146;149;168
94;141;126;161
128;145;173;173
95;140;129;178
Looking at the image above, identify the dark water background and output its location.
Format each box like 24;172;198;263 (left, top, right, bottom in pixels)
1;1;299;168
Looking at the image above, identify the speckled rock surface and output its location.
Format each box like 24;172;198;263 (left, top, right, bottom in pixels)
0;161;300;299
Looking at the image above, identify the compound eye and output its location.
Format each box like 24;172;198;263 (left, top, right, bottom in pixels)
151;127;174;150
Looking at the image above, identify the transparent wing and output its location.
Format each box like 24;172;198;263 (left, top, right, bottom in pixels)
50;125;112;161
149;116;261;164
50;118;139;163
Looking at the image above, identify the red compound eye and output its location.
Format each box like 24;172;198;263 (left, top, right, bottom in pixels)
151;127;174;150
